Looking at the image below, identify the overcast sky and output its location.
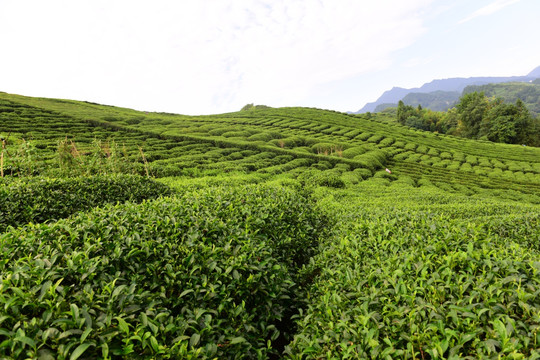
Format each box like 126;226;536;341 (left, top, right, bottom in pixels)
1;0;539;115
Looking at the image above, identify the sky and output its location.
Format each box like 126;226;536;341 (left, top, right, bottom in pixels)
1;0;539;115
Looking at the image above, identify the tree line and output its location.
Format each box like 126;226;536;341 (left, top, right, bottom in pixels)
396;92;540;146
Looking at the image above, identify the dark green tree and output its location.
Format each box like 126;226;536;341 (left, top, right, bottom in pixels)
397;100;419;125
481;98;534;144
455;92;489;138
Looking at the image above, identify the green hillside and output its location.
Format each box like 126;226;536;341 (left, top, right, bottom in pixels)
1;92;540;359
463;81;540;116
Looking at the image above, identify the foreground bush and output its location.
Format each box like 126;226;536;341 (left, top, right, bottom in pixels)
0;185;330;359
0;175;172;232
287;192;540;359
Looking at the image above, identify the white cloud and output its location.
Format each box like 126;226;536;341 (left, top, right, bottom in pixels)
458;0;521;24
402;55;439;69
0;0;432;114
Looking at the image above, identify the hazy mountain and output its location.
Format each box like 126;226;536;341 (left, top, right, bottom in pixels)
374;90;461;112
528;65;540;78
355;67;539;113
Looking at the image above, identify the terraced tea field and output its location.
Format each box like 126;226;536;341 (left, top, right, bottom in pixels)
1;92;539;359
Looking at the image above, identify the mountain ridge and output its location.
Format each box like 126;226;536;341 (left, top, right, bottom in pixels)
355;68;539;113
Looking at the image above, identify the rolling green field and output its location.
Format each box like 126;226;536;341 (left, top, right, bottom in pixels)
1;92;539;359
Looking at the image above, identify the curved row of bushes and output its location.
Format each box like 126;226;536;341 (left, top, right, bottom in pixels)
0;175;172;232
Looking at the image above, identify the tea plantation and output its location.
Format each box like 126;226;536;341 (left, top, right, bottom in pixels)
1;92;539;359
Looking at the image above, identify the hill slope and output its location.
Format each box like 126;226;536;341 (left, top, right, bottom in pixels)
1;92;540;359
1;91;539;196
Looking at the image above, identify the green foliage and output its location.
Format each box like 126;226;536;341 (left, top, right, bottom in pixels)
297;169;346;188
353;150;388;172
287;185;540;359
455;92;489;137
0;185;329;359
1;91;540;358
2;139;43;176
341;146;367;159
394;91;539;146
241;103;272;111
0;175;171;232
455;94;538;145
463;81;540;116
311;143;342;156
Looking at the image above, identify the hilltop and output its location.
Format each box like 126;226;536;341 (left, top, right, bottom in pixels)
1;92;540;359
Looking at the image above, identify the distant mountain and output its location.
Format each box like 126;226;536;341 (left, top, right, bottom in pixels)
373;103;399;112
374;90;460;113
528;66;540;78
355;67;539;113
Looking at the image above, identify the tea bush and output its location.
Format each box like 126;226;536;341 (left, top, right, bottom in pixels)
0;185;331;359
287;187;540;359
0;175;171;232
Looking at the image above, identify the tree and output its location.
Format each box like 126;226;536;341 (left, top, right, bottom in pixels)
441;108;459;135
455;92;489;138
396;100;407;124
478;98;535;144
486;114;517;143
397;100;420;125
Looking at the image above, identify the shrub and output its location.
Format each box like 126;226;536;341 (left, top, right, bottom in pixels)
478;158;492;168
221;130;251;138
366;134;383;143
404;143;417;151
341;147;367;159
466;155;479;166
356;132;372;141
333;163;351;173
0;175;171;232
373;169;397;180
247;132;283;142
0;185;330;359
311;143;342;156
406;153;422;162
315;171;346;188
298;169;346;188
461;162;473;172
311;161;333;170
353;150;387;172
446;161;461;170
391;175;416;187
378;137;395;147
439;151;453;160
491;159;508;170
353;168;373;180
270;137;306;149
394;151;414;161
453;152;466;163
